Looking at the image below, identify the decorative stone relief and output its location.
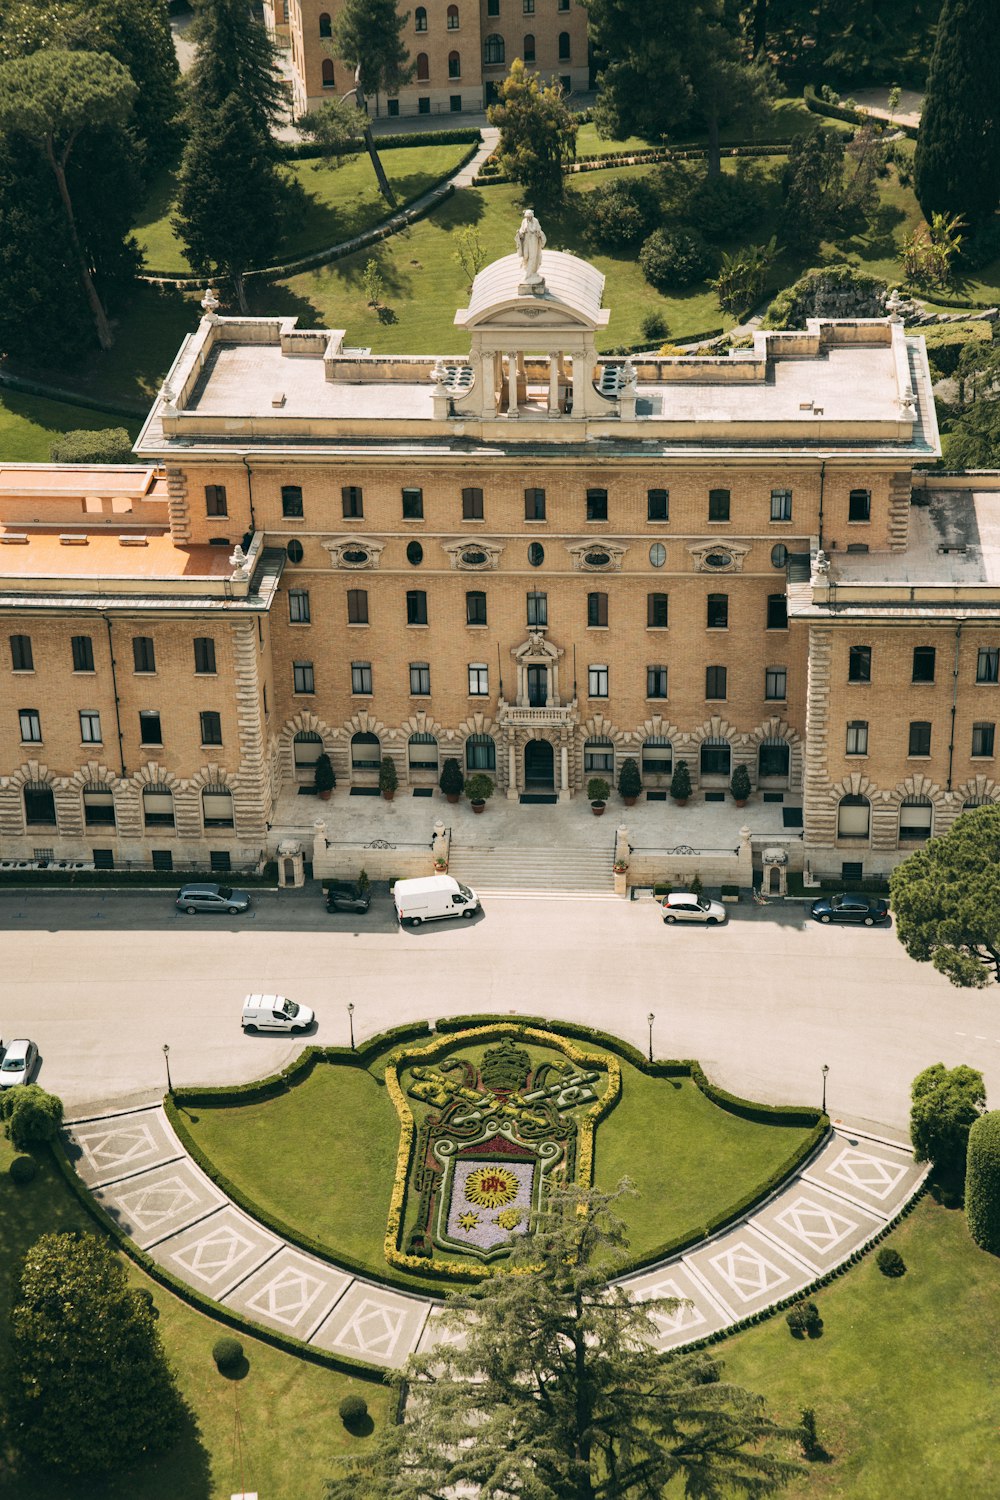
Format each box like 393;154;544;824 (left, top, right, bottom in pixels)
687;540;751;574
323;537;387;570
440;538;505;571
566;539;628;572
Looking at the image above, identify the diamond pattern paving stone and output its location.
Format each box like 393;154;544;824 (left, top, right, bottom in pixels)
147;1205;282;1298
624;1266;730;1351
312;1282;430;1368
91;1159;225;1249
223;1246;351;1341
804;1134;920;1215
685;1228;813;1315
65;1108;180;1188
415;1306;467;1359
751;1185;884;1273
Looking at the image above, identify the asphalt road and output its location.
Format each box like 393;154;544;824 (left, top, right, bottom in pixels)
2;885;997;1134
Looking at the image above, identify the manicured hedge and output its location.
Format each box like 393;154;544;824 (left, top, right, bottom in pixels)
804;84;919;140
0;866;278;887
281;127;480;161
965;1110;1000;1254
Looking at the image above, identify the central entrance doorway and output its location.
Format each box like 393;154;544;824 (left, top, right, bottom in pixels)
527;666;548;707
524;738;554;789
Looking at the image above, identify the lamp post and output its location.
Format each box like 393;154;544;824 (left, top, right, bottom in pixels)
162;1043;173;1094
347;1002;356;1051
821;1063;830;1115
647;1012;655;1065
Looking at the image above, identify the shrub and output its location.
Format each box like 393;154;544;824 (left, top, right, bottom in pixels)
586;178;659;249
465;772;494;804
910;1063;985;1178
640;311;669;343
439;757;465;797
587;777;611;804
876;1247;906;1277
639;227;714;290
730;764;752;802
212;1336;243;1372
617;757;642;800
313;752;335;795
712;238;777;316
800;1406;824;1460
785;1299;823;1337
670;761;692;800
689;873;704;899
379;756;398;795
922;320;992;379
0;1084;63;1151
966;1110;1000;1254
9;1154;37;1184
688;171;767;239
339;1394;369;1426
50;427;135;464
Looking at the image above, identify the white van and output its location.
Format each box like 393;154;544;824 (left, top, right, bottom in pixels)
241;994;315;1034
393;875;480;927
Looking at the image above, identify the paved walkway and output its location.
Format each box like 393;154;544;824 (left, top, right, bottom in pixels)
62;1103;926;1370
848;86;923;131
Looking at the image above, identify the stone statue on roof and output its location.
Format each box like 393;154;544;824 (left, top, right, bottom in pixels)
516;209;546;291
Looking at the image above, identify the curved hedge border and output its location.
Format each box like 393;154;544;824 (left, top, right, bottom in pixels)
475;141;793;187
804;83;919;140
280;127;481;161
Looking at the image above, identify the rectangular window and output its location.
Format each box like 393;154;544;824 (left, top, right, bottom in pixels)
151;849;173;871
409;662;431;695
351;661;373;695
19;708;41;742
132;636;155;673
848;488;871;522
707;593;728;629
341;485;364;518
468;663;489;695
10;635;33;672
402;487;424;519
347;588;368;624
647;488;669;522
79;710;102;744
281;485;303;518
139;709;162;745
972;722;995;758
466;590;487;625
977;647;999;684
205;484;227;517
92;848;115;869
210;850;232;872
586;488;608;522
647;665;668;699
770;489;792;521
588;664;608;698
908;721;932;756
406;589;428;625
846;720;869;755
71;635;94;672
587;591;608;627
647;592;668;629
200;710;223;745
450;94;462;111
293;661;315;694
418;95;430;113
766;593;788;630
706;665;727;700
523;0;534;10
526;590;548;627
288;589;311;623
708;488;730;522
487;0;499;15
848;645;872;683
912;646;936;683
524;487;546;520
462;486;484;520
765;667;787;701
193;637;216;674
84;792;115;827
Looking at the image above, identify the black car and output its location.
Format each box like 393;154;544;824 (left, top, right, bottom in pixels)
811;893;890;926
325;881;372;914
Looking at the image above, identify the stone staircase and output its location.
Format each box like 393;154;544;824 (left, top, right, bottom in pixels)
446;843;616;895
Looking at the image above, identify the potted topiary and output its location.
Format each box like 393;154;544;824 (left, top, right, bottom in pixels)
670;760;692;806
588;777;611;815
730;763;752;807
314;752;335;801
465;771;494;813
439;757;465;804
379;755;398;801
617;756;642;807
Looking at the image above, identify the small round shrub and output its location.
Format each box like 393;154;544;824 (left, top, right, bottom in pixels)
876;1247;906;1277
339;1395;368;1426
50;426;135;465
688;172;767;239
966;1109;1000;1254
639;228;714;291
9;1154;37;1185
212;1336;243;1372
0;1084;63;1151
640;311;669;343
586;178;659;250
785;1299;823;1337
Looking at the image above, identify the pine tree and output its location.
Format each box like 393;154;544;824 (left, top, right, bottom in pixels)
332;0;414;205
914;0;1000;231
186;0;286;153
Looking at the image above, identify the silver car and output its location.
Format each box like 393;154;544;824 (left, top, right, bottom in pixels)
176;883;251;915
0;1038;38;1088
661;892;727;925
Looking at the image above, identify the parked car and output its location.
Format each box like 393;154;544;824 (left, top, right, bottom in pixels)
811;893;890;926
325;881;372;914
0;1038;37;1088
662;892;727;925
241;995;315;1034
176;883;251;915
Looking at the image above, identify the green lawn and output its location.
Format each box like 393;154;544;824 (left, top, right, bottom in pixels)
0;391;141;464
135;143;474;275
0;1135;389;1500
573;94;850;156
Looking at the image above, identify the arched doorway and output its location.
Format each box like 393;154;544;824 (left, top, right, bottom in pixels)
524;739;554;789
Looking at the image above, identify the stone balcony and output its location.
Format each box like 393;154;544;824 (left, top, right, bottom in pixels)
496;698;579;727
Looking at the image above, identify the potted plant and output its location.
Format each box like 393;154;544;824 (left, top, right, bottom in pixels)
588;777;611;816
670;760;691;806
465;771;494;813
613;859;628;875
433;856;448;873
379;755;398;801
314;752;335;801
730;763;752;806
439;757;465;804
617;756;642;807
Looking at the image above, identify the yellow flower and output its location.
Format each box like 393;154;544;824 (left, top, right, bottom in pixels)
465;1165;518;1209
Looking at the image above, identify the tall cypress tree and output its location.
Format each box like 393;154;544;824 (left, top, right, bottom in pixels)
186;0;286;153
914;0;1000;231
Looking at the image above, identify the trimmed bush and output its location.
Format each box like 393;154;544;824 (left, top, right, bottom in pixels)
966;1110;1000;1254
439;757;464;798
9;1153;37;1184
0;1084;64;1151
688;171;767;239
641;311;669;342
212;1336;244;1372
785;1299;823;1337
339;1394;369;1426
730;764;752;802
670;761;692;801
617;757;642;800
876;1247;906;1277
586;178;659;249
465;772;494;804
379;756;398;795
921;320;992;379
639;228;714;291
587;777;611;804
314;752;335;795
50;427;135;464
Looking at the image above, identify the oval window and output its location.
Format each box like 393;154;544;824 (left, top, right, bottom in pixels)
771;543;789;569
705;551;731;569
649;542;666;568
585;550;611;568
462;548;488;567
528;542;544;567
286;539;304;564
342;547;370;565
406;540;423;566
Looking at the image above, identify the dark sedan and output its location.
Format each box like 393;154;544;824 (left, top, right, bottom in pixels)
325;881;372;914
811;893;890;926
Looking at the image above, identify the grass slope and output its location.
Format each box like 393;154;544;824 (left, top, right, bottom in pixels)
0;391;140;465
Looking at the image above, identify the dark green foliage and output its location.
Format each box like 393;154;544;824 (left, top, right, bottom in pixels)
618;756;643;799
0;1084;64;1151
640;227;714;290
876;1247;907;1277
799;1406;825;1460
965;1110;1000;1253
186;0;286;149
910;1063;985;1177
670;761;692;800
333;0;414;101
915;0;1000;231
10;1231;184;1474
713;238;777;316
9;1154;37;1185
940;332;1000;466
438;757;464;797
779;126;846;253
586;177;659;249
488;60;577;204
916;319;991;378
76;0;181;168
339;1395;369;1425
730;764;752;802
641;311;669;342
688;171;767;240
297;99;366;162
314;753;336;794
587;777;611;803
379;756;398;794
212;1335;243;1371
785;1299;823;1337
50;427;135;463
891;805;1000;986
464;772;494;804
763;265;888;329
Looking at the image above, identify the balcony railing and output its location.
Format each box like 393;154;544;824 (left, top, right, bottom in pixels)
497;698;578;725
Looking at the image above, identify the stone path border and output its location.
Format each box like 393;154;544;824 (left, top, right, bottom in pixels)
61;1104;927;1370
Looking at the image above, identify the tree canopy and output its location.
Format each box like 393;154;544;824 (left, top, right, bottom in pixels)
487;60;578;205
914;0;1000;231
186;0;286;149
890;804;1000;986
910;1062;986;1177
331;0;414;205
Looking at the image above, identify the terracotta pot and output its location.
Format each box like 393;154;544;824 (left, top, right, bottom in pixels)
318;789;332;801
471;801;485;814
673;797;688;807
735;798;747;808
591;801;606;816
445;793;460;804
623;796;637;807
382;790;394;801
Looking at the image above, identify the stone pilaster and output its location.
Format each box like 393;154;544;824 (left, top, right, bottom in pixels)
803;626;836;848
231;619;270;842
165;466;191;543
887;470;912;552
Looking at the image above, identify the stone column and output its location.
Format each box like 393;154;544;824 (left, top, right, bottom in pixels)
431;819;450;870
559;743;570;802
614;824;630;898
507;737;519;800
548;353;561;414
507;352;518;417
738;824;754;888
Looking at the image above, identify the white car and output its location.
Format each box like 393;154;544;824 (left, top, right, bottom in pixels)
0;1038;38;1088
241;995;315;1035
661;892;727;926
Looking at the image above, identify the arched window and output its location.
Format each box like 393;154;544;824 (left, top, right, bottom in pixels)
583;737;614;773
23;781;56;826
351;731;381;770
143;784;175;828
522;31;535;60
963;796;993;809
558;29;570;58
415;5;427;28
408;732;439;770
293;729;323;771
758;738;790;782
700;736;731;778
466;732;496;772
83;784;115;827
321;57;335;87
202;785;235;829
416;50;429;79
484;33;505;64
448;49;461;77
641;737;672;777
447;3;459;27
319;10;332;36
899;796;932;843
837;794;870;840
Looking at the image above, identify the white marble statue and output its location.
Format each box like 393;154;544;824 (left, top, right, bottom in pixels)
515;209;546;282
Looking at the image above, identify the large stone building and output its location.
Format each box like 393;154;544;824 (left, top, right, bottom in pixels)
5;224;1000;879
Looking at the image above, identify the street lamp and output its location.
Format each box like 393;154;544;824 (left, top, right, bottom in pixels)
162;1043;173;1094
347;1002;356;1051
647;1012;655;1065
821;1063;830;1115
